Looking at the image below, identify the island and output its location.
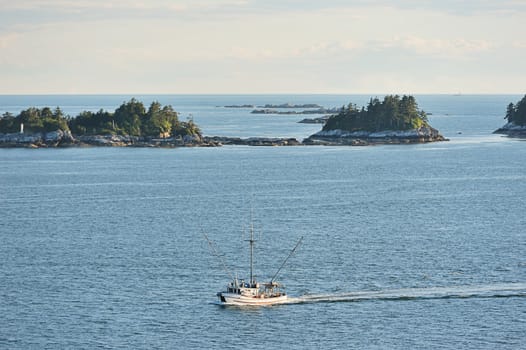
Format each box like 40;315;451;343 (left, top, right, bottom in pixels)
493;95;526;137
258;103;323;109
251;107;340;115
0;99;208;148
303;95;447;145
223;103;323;109
223;104;255;108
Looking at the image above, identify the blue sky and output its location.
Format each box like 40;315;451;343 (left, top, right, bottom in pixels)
0;0;524;94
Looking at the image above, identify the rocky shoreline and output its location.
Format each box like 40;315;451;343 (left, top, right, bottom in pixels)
303;126;448;146
203;136;301;146
0;131;211;148
493;122;526;137
1;128;448;148
298;116;330;124
0;131;304;148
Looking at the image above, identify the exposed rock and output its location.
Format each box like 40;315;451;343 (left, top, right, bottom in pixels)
493;122;526;137
0;131;219;148
298;116;331;124
251;107;340;115
0;129;77;148
258;103;323;109
203;136;301;146
224;104;255;108
303;127;448;146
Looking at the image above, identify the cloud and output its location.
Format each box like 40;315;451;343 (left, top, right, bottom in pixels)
0;0;524;94
249;0;526;15
512;41;526;49
378;36;494;58
230;36;494;63
0;32;19;49
0;0;251;31
0;0;250;16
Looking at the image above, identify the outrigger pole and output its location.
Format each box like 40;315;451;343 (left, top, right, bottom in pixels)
204;233;235;281
270;236;303;283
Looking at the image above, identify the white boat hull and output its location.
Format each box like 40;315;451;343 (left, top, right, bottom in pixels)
219;293;288;306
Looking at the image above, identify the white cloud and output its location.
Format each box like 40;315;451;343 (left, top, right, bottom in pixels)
0;32;19;49
383;36;494;58
512;40;526;49
0;0;524;93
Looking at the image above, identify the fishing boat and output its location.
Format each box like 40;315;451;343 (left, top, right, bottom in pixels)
205;223;302;306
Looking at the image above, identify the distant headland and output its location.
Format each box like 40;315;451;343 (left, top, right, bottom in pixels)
251;107;340;115
222;102;339;116
224;103;323;109
493;95;526;137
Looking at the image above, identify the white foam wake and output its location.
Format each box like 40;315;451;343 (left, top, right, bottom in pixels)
286;282;526;305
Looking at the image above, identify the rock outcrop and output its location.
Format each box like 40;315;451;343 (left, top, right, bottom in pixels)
493;122;526;137
203;136;301;146
303;126;447;146
0;129;75;148
0;131;216;148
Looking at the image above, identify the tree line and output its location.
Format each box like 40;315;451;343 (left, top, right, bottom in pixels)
505;95;526;126
0;98;201;138
323;95;429;133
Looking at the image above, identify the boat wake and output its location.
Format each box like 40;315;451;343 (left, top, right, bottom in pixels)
286;283;526;305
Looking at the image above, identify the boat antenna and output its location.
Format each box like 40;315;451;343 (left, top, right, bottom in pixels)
270;236;303;283
204;233;234;280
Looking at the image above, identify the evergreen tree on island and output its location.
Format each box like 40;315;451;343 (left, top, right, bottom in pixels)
0;98;201;138
0;99;203;147
0;107;69;133
493;94;526;136
504;95;526;126
69;98;201;138
323;95;429;132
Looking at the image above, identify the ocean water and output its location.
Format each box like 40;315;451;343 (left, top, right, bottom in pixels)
0;95;525;349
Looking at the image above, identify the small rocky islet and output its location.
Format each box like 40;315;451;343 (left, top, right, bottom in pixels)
493;95;526;137
303;95;447;145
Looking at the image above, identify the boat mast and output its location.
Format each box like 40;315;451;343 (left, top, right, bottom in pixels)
249;220;255;285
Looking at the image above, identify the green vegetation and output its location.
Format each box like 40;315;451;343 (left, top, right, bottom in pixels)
0;107;69;133
323;95;429;132
0;99;201;138
504;95;526;126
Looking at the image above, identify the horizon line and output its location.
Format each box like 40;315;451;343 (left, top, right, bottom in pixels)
0;92;523;96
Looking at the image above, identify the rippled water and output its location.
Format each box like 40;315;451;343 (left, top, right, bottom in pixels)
1;95;525;349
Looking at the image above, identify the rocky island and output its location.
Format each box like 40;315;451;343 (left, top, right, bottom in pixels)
224;104;255;108
304;95;447;145
493;95;526;137
259;103;323;109
251;107;340;115
0;99;208;148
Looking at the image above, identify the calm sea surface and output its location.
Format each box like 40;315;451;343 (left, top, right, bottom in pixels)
1;95;525;349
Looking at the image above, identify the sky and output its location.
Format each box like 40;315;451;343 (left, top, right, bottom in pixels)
0;0;525;94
